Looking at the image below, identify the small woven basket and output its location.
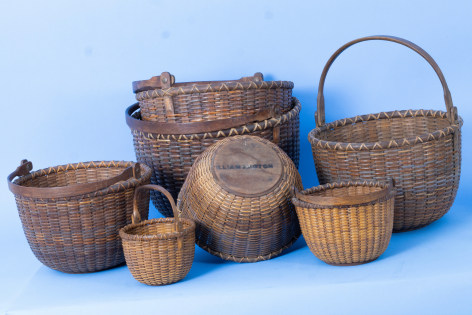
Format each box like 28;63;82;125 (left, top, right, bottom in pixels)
120;184;195;286
133;72;293;122
126;97;300;217
292;180;395;266
7;160;152;273
309;35;462;232
178;135;302;262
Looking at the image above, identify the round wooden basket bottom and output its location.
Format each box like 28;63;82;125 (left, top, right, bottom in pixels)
293;181;395;266
120;185;195;286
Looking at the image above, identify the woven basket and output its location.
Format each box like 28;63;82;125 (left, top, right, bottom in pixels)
7;160;152;273
126;97;300;217
309;35;462;232
120;184;195;286
133;72;293;122
177;135;302;262
292;180;395;265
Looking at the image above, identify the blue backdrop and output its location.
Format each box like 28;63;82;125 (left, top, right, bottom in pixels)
1;0;471;314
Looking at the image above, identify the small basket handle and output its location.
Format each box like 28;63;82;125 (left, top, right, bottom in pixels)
132;72;264;93
7;160;141;199
315;35;458;128
131;184;182;232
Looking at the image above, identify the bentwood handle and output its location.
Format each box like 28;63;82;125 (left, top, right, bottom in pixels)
7;160;141;199
132;72;264;93
316;35;458;128
132;184;182;231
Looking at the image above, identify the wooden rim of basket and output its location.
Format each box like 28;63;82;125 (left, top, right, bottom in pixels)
133;71;293;98
292;180;395;208
308;109;462;151
126;97;301;137
7;160;151;199
120;184;195;244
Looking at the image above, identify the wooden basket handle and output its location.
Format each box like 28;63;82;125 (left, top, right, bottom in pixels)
132;72;263;93
315;35;458;128
7;160;141;199
132;184;182;232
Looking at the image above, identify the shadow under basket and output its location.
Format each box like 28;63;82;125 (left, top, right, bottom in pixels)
120;184;195;286
292;180;395;266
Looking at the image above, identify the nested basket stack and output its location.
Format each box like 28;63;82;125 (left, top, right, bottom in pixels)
292;180;395;265
127;72;300;217
309;35;462;232
120;184;195;286
7;160;152;273
178;135;303;262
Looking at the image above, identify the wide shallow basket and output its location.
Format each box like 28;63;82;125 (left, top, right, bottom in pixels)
309;35;462;232
293;180;395;265
120;185;195;286
7;160;152;273
177;135;303;262
126;97;300;217
133;72;293;122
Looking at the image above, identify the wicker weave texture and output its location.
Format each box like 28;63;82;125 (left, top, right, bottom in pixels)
129;97;300;217
120;218;195;286
178;136;303;262
293;181;395;265
309;111;462;231
11;161;152;273
136;80;293;122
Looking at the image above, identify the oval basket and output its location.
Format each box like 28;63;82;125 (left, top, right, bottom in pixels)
120;184;195;286
7;160;152;273
177;135;303;263
309;35;462;232
133;72;293;122
126;97;300;217
292;180;395;265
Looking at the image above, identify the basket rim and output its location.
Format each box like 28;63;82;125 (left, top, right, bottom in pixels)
12;161;152;199
308;109;462;151
292;180;395;208
135;80;294;101
127;97;301;139
119;217;195;241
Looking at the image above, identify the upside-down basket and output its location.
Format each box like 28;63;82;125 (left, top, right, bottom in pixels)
309;35;462;232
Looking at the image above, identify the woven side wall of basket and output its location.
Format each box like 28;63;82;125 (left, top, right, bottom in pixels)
309;35;462;232
126;97;300;217
133;72;293;123
8;160;152;273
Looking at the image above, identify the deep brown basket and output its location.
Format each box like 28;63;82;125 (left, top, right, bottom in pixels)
126;97;300;217
133;72;293;123
293;180;395;266
309;35;462;232
120;184;195;286
7;160;152;273
177;135;302;262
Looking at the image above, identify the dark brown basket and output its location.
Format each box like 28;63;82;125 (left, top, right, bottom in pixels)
7;160;152;273
132;72;293;123
120;184;195;286
309;35;462;232
177;136;302;263
125;97;301;217
292;180;395;265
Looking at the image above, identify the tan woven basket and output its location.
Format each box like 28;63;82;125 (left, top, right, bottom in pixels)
133;72;293;122
309;35;462;232
292;180;395;266
126;97;300;217
177;135;302;262
120;184;195;286
7;160;152;273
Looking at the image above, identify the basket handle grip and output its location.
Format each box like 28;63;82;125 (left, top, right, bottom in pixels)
7;160;141;199
132;72;263;93
315;35;457;128
132;184;182;232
